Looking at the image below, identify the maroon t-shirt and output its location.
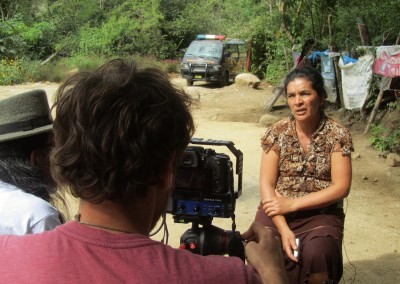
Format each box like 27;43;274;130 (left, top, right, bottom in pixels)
0;222;261;283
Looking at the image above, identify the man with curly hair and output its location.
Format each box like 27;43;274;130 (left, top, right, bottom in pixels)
0;59;287;283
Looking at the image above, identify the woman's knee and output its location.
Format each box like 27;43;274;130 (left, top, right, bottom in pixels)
304;236;341;260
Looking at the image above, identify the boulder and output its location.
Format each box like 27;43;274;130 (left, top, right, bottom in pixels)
386;153;400;167
259;114;281;127
235;73;261;89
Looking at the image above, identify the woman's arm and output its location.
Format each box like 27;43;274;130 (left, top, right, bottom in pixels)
260;150;298;262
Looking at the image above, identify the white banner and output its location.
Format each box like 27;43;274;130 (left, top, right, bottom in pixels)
339;54;374;109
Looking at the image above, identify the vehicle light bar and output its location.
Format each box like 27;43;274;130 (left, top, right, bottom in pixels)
196;34;226;40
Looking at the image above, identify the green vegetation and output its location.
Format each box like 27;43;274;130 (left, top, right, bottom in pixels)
0;0;399;151
370;124;400;154
0;0;398;84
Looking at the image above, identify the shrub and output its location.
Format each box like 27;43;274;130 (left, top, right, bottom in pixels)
0;59;24;85
160;59;179;74
369;123;400;154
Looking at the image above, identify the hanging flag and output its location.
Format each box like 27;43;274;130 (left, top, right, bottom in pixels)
373;46;400;78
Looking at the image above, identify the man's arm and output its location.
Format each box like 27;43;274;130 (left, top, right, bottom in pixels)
242;221;288;284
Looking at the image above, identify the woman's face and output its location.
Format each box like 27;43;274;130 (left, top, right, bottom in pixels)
286;78;323;123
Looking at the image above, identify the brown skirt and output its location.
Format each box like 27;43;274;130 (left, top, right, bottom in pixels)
255;204;345;284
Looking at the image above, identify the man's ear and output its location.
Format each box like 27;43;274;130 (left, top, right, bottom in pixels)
161;155;176;191
30;149;47;167
30;149;40;166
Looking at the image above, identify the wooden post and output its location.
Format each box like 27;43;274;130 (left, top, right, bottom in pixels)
332;56;344;108
245;38;253;72
363;89;384;134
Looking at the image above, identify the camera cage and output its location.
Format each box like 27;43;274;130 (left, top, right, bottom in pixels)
169;138;243;225
168;138;245;258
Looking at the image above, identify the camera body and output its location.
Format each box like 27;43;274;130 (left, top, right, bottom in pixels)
172;146;234;219
168;138;244;259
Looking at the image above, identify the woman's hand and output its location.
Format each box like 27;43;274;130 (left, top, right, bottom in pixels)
262;196;296;217
279;228;298;263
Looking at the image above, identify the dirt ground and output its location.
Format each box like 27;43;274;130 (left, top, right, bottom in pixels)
1;77;399;283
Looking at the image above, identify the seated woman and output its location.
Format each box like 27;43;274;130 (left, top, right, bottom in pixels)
255;67;353;283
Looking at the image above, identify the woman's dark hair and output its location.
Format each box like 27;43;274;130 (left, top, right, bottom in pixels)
51;59;195;203
0;132;66;222
283;67;328;101
0;133;54;202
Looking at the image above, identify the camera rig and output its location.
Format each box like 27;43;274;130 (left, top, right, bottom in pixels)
168;138;244;259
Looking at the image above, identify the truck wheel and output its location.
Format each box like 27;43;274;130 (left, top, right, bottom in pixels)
220;72;229;88
186;79;194;86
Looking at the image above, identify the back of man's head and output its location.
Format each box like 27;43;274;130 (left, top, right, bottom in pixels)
51;59;195;203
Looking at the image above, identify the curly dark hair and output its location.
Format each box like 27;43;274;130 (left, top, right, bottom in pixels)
50;59;195;203
284;67;328;101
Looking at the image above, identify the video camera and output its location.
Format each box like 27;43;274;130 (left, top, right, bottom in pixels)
167;138;244;260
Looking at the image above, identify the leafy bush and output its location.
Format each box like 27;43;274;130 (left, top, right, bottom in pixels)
0;59;24;85
265;60;288;85
66;54;110;71
18;59;43;82
159;59;179;73
369;124;400;154
0;16;27;59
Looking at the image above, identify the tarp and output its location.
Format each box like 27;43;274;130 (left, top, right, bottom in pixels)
372;45;400;78
339;54;374;110
320;54;337;102
306;50;339;102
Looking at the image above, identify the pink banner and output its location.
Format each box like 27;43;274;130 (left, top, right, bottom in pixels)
373;47;400;78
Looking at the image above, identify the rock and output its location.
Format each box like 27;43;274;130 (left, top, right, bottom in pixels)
234;73;261;89
67;68;79;76
386;153;400;167
259;114;281;127
362;175;368;180
352;153;361;159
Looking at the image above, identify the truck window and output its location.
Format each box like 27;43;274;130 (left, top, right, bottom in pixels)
186;42;222;58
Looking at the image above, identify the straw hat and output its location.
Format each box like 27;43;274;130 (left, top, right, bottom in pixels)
0;89;53;142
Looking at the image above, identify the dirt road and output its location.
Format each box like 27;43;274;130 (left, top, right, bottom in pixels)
1;78;399;283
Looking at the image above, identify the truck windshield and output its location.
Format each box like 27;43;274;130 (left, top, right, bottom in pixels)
185;41;223;58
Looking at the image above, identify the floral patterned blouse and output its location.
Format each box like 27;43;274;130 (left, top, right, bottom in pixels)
261;115;353;198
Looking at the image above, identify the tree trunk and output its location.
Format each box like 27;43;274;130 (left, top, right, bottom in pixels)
277;1;296;45
328;14;344;109
357;16;372;46
283;46;289;71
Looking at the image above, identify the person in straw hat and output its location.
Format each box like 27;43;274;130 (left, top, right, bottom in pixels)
0;89;64;235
